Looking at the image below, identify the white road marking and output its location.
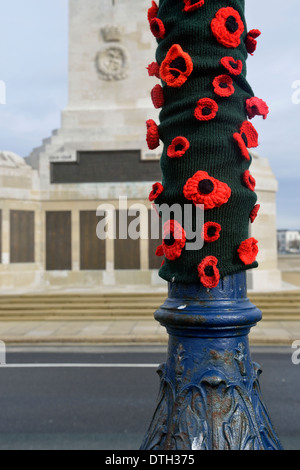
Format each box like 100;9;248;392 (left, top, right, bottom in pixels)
0;363;159;368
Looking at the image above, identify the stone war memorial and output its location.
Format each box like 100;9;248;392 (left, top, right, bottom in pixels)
0;0;282;293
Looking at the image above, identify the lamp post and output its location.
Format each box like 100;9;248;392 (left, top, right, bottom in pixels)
142;0;283;451
140;273;283;450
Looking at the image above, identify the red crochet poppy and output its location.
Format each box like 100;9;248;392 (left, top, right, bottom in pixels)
183;0;205;12
183;171;231;210
245;29;261;55
146;119;160;150
147;62;160;79
160;44;193;88
250;204;260;223
243;170;256;192
198;256;220;289
167;136;190;159
151;84;164;109
220;56;243;76
150;18;166;39
246;97;269;120
202;222;222;243
194;98;218;121
155;245;165;267
148;1;158;22
233;121;259;160
147;1;165;39
162;220;186;261
211;7;245;49
238;238;259;265
155;245;164;257
149;182;164;202
213;75;235;97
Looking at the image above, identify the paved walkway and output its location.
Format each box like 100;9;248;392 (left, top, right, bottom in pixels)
0;317;298;346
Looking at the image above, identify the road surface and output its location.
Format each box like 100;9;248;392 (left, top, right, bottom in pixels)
0;345;297;450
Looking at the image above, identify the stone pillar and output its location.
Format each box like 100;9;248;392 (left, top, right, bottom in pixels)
140;205;149;271
39;208;46;272
72;209;80;272
103;209;116;286
1;208;9;265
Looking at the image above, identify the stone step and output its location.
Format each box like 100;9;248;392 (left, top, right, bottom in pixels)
0;294;166;301
0;302;298;311
0;307;298;319
0;294;300;305
0;309;154;317
0;313;298;322
0;297;166;304
0;302;163;309
0;301;298;310
0;293;299;303
0;291;298;321
0;317;297;323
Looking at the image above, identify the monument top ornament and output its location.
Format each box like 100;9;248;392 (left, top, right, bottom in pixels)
96;0;128;81
101;24;122;42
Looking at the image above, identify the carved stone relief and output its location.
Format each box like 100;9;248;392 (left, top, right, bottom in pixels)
96;24;129;81
96;45;129;81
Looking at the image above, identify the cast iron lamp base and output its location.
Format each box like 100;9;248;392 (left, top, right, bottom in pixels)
141;272;283;450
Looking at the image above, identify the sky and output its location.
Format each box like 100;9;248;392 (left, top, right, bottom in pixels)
0;0;299;229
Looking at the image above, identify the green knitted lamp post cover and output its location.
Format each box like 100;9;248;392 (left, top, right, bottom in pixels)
147;0;268;287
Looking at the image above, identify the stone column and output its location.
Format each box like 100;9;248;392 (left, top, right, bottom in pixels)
39;208;46;271
1;208;10;265
72;209;80;272
103;208;116;285
138;203;149;271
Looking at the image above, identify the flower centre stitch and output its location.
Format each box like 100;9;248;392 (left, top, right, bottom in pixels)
170;57;187;72
164;234;175;246
207;226;217;237
202;107;212;116
204;266;215;277
226;15;239;33
175;144;184;152
198;179;214;194
152;22;160;33
241;132;248;147
229;60;238;69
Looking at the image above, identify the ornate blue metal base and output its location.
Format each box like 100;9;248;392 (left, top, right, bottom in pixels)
141;273;283;450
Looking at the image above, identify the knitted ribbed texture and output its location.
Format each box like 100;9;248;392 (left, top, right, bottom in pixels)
147;0;268;287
